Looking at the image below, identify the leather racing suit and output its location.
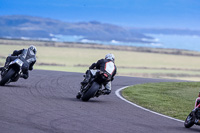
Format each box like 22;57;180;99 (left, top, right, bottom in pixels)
4;49;36;79
82;58;117;94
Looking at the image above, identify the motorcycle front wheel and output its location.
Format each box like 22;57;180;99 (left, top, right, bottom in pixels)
184;113;194;128
0;68;15;86
81;82;100;101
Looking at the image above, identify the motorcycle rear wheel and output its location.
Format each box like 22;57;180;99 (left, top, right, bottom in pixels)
0;68;15;86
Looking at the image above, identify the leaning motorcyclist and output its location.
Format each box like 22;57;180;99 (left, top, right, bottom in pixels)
191;91;200;122
0;45;37;79
81;53;117;95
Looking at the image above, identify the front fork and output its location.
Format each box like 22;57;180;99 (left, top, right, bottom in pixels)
80;82;91;94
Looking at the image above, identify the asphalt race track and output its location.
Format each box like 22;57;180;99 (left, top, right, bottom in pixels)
0;70;199;133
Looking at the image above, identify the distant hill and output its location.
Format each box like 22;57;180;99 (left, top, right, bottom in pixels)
130;28;200;36
0;15;154;43
1;15;199;44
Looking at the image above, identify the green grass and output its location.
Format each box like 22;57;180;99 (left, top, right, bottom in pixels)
1;44;200;80
122;82;200;120
34;65;87;73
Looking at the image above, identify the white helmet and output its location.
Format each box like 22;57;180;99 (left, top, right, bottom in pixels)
28;45;37;54
105;53;115;62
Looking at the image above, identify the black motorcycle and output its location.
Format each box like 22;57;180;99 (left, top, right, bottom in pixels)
76;71;110;101
0;58;27;86
184;107;200;128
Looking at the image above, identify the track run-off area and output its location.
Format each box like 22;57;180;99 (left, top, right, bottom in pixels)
0;70;199;133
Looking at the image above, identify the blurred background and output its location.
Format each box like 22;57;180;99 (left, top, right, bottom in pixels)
0;0;200;81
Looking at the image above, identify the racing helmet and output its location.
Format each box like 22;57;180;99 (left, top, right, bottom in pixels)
28;45;37;54
105;53;115;62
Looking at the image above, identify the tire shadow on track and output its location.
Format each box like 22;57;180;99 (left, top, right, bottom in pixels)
176;127;200;132
0;84;26;88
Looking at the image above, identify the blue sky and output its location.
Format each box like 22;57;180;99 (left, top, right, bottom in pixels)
0;0;199;29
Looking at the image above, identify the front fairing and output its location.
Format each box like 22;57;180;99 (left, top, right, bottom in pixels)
1;59;23;81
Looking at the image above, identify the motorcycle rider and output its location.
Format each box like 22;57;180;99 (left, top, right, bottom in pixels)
0;45;37;79
194;92;200;108
191;91;200;122
80;53;117;95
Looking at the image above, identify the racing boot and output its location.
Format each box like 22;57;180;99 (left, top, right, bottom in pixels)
102;88;111;95
20;74;28;79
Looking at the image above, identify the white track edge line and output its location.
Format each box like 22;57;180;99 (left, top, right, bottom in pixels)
115;86;184;123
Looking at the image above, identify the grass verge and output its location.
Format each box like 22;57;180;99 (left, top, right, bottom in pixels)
1;43;200;81
122;82;200;120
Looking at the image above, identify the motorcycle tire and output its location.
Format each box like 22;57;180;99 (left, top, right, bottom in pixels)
81;82;99;101
0;68;15;86
184;113;194;128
